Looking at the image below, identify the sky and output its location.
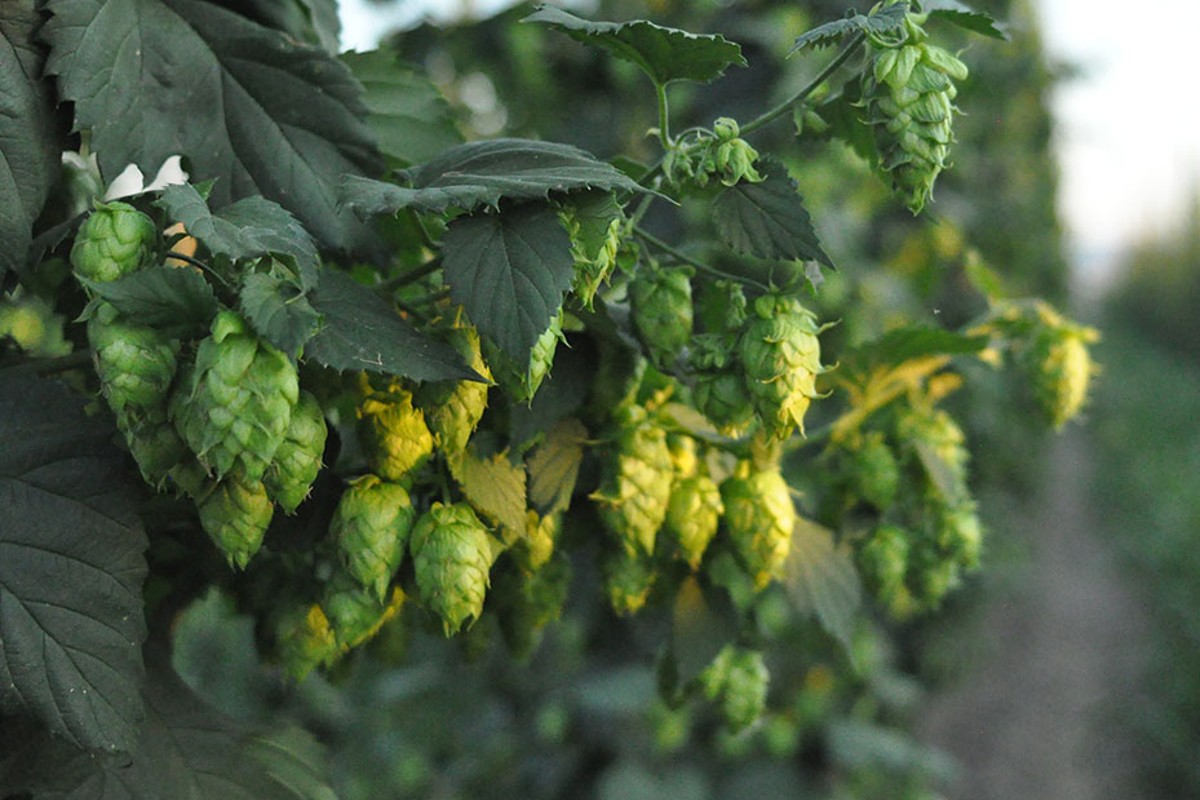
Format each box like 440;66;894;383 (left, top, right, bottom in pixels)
339;0;1200;288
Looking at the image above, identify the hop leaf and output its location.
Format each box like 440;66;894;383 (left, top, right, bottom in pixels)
70;201;157;283
171;310;299;481
330;474;416;602
738;293;830;439
630;264;694;369
410;502;495;636
720;464;796;590
87;301;179;419
264;390;328;514
356;378;435;485
591;404;675;557
197;469;275;569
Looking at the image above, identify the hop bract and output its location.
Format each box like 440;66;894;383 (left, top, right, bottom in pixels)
720;464;796;590
738;292;829;439
264;390;328;514
410;502;495;636
357;379;435;486
70;201;157;283
591;403;675;557
171;311;299;482
87;301;179;419
197;470;275;569
630;264;694;369
330;474;416;602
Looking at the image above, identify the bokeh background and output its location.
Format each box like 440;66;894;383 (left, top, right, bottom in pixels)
172;2;1200;798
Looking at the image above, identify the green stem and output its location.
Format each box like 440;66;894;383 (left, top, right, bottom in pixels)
3;350;94;378
375;258;443;296
634;227;770;291
740;32;866;137
165;250;234;291
655;82;673;148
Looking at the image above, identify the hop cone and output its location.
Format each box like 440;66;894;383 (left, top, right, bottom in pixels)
171;311;299;481
483;311;564;404
122;408;204;495
1025;321;1098;430
720;465;796;590
322;571;406;652
721;647;769;732
630;264;693;369
559;196;623;309
664;473;723;570
414;322;492;457
739;293;828;439
848;431;900;510
70;201;157;283
410;502;495;636
0;294;72;358
857;524;912;612
495;554;571;657
591;404;674;557
862;17;968;213
276;603;338;681
897;404;969;496
934;500;983;571
357;380;435;486
88;301;179;419
601;547;656;617
511;510;560;574
197;470;275;569
264;390;327;514
330;474;416;602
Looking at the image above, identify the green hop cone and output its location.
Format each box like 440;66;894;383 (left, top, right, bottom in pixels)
601;546;656;617
357;379;435;486
558;193;624;309
664;473;724;570
121;407;205;495
322;571;407;653
630;264;694;369
483;310;565;404
897;404;969;498
907;536;962;611
0;294;72;358
330;474;416;602
720;464;796;590
495;553;571;657
591;404;675;557
935;500;983;571
861;18;968;213
410;502;495;636
857;524;912;613
414;322;492;457
511;510;560;574
171;311;299;481
739;293;829;439
264;390;328;514
721;647;769;732
707;118;764;187
849;431;900;509
1025;319;1099;430
276;603;339;681
70;201;157;283
87;301;179;419
197;469;275;569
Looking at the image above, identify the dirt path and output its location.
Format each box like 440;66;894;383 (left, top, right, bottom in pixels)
917;430;1149;800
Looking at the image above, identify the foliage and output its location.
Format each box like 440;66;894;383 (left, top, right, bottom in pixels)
0;0;1087;796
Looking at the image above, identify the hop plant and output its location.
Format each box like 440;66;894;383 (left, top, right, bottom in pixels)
861;8;968;213
847;431;900;510
276;603;339;681
356;378;435;486
630;264;694;369
558;194;624;309
0;294;72;358
1024;316;1099;429
699;644;770;732
414;320;492;457
196;469;275;569
601;546;656;616
739;292;829;439
329;474;416;602
121;408;200;494
704;117;764;187
664;472;724;570
494;553;571;657
591;403;675;557
857;524;912;613
410;502;495;636
264;390;328;514
70;201;157;283
897;403;969;497
87;301;179;419
171;310;299;481
322;572;407;652
691;345;756;436
511;510;560;574
483;310;565;404
720;464;796;590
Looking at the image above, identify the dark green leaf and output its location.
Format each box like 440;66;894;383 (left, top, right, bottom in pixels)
0;657;340;799
80;266;220;338
239;270;321;358
526;418;587;515
782;518;861;653
810;83;878;163
157;184;320;290
0;376;147;754
924;0;1008;40
305;269;477;382
789;4;908;54
43;0;382;253
524;5;745;86
442;203;575;361
712;160;834;268
450;448;527;536
342;139;646;217
209;0;341;53
507;341;592;452
342;49;463;166
0;3;62;278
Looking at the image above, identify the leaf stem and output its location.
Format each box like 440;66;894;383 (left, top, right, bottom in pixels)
2;350;94;378
740;32;866;137
655;82;673;148
375;258;443;295
165;250;234;291
634;227;770;291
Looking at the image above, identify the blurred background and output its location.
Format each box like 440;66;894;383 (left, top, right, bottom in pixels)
172;1;1200;798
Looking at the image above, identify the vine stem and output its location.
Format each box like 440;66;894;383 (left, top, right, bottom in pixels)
3;350;94;377
634;227;770;292
655;82;673;148
740;32;866;137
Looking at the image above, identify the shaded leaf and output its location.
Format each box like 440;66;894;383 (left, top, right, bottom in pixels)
782;517;861;652
524;5;745;86
712;159;834;268
239;270;321;358
526;418;588;515
0;3;63;278
0;376;147;753
80;266;220;338
305;269;477;382
441;203;575;362
157;184;320;290
452;448;527;536
507;341;592;452
847;325;988;372
342;49;463;166
43;0;382;253
789;3;908;54
212;0;341;53
924;0;1008;40
341;138;645;217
